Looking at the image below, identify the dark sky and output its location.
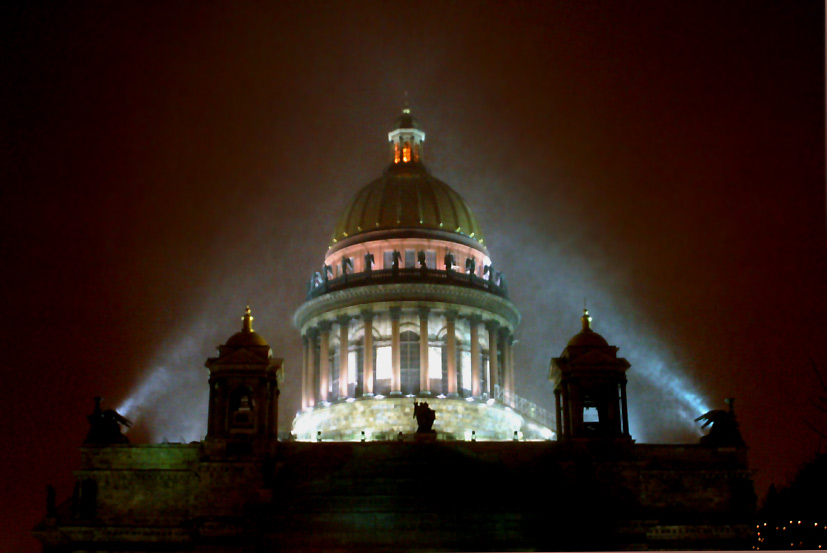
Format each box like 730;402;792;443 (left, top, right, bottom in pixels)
3;2;825;551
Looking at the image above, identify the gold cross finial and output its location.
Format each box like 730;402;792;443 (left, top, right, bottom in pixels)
242;305;254;332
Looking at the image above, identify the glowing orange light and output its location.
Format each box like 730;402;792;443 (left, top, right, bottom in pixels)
394;142;401;164
402;141;411;163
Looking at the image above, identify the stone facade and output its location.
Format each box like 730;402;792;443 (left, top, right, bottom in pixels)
34;440;755;552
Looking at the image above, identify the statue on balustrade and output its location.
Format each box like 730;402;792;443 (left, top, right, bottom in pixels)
392;250;402;272
444;252;455;271
85;396;132;445
695;398;744;447
418;250;427;269
364;252;374;272
342;257;353;276
465;257;476;275
413;401;436;433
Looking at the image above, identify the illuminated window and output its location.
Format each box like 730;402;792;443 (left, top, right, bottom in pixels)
426;250;436;268
383;251;393;269
348;351;358;384
461;351;472;392
429;347;442;381
376;346;392;380
402;141;411;163
394;142;401;164
400;330;420;394
404;250;415;268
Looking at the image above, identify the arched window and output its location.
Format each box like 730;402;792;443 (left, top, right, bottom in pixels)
400;330;420;394
402;141;411;163
394;141;401;164
229;387;255;429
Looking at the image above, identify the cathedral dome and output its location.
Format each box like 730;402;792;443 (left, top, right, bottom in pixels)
329;108;486;254
330;164;486;251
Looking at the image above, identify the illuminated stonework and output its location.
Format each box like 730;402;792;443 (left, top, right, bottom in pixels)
292;109;553;440
292;396;552;441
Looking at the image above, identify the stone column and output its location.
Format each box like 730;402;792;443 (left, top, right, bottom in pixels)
468;315;481;397
620;382;630;437
362;310;374;396
509;336;516;398
390;307;402;395
500;329;512;404
419;308;430;394
306;329;316;407
561;383;570;439
301;334;309;410
554;389;563;441
446;310;458;396
318;321;332;402
486;321;500;397
337;315;350;399
207;379;218;437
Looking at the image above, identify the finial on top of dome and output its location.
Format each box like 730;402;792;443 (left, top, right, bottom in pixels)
242;305;254;333
581;308;592;332
403;90;410;114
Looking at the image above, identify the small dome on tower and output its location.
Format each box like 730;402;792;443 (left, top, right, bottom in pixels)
566;309;609;347
225;306;269;347
394;107;421;130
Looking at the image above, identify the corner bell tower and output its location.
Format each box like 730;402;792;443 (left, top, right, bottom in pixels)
205;306;282;453
550;309;631;442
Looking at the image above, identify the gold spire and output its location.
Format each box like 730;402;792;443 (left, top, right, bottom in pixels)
242;305;254;333
581;308;592;331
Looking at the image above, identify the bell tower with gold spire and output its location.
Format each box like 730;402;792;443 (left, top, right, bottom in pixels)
550;309;632;442
205;306;283;454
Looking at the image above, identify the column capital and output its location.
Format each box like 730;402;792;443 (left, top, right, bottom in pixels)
305;326;319;339
360;309;375;322
466;314;483;325
485;319;500;332
336;314;351;326
417;307;431;319
317;320;333;332
444;309;458;321
389;306;402;320
498;325;511;339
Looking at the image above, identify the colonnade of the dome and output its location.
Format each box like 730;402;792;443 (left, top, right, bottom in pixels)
299;307;516;410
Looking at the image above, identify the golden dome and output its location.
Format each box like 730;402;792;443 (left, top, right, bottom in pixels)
225;306;269;347
566;309;609;347
330;163;486;252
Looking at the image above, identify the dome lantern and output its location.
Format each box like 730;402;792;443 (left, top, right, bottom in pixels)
388;106;425;165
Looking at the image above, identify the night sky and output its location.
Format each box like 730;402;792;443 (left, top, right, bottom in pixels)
3;2;825;551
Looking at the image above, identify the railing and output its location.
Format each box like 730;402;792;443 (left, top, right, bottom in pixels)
306;267;509;300
494;385;555;431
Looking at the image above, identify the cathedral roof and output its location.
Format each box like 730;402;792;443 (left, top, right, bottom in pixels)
330;109;485;252
330;164;486;250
